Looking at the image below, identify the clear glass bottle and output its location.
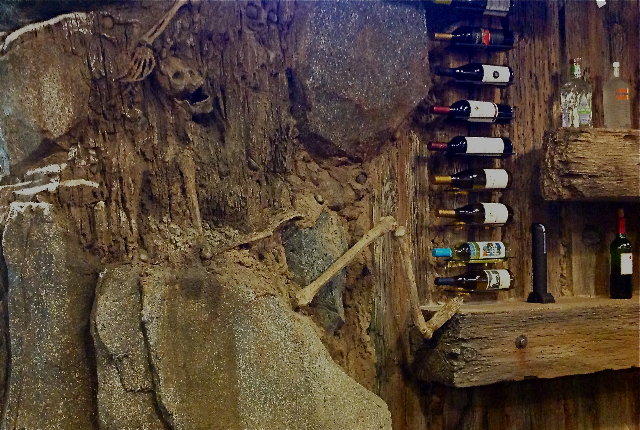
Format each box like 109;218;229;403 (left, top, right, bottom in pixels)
603;62;632;129
561;58;592;128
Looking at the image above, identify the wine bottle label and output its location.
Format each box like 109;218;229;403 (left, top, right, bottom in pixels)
484;269;511;290
485;0;511;16
469;242;506;259
467;101;498;122
578;93;592;125
465;137;506;155
481;203;509;224
483;169;510;188
621;253;633;275
481;65;511;84
617;88;630;101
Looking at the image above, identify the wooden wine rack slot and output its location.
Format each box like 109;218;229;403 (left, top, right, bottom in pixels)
413;297;640;387
541;128;640;201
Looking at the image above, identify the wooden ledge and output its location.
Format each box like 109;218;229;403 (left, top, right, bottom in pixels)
542;128;640;201
413;297;640;387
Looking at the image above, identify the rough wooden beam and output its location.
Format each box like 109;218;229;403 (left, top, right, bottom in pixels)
542;128;640;201
413;297;640;387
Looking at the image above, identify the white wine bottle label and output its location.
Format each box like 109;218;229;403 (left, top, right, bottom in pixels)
481;65;511;84
468;242;507;259
481;203;509;224
578;93;592;125
483;169;510;188
484;269;511;290
621;253;633;275
485;0;511;16
465;137;506;155
467;101;498;122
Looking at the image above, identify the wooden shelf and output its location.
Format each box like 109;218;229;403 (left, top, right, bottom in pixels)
413;297;640;387
541;128;640;201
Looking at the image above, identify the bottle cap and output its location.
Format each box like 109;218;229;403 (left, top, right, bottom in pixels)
427;142;448;151
613;61;620;68
432;248;453;258
434;277;454;286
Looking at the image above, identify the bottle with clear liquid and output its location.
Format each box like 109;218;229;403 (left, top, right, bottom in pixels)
603;62;632;129
561;58;592;128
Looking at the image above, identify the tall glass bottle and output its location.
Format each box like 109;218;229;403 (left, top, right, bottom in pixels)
560;58;592;128
603;62;632;129
610;208;633;299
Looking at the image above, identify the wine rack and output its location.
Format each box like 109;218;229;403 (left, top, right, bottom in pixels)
429;4;515;294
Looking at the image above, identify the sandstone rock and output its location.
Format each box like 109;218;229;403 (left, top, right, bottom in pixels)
282;211;348;334
1;202;99;430
290;2;430;158
141;263;391;430
91;265;166;430
0;13;92;169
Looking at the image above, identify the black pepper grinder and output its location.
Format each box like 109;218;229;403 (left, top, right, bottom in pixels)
528;223;555;303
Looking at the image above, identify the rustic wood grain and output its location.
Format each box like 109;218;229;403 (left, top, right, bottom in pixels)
542;128;640;201
415;297;640;387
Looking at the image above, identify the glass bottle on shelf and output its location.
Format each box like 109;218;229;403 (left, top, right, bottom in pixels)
560;58;592;128
603;62;632;129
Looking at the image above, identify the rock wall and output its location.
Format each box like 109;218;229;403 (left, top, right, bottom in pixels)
0;1;431;429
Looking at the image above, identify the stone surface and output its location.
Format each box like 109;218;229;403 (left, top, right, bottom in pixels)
141;261;392;430
0;12;92;169
1;202;99;430
290;1;430;158
91;264;166;430
282;211;348;334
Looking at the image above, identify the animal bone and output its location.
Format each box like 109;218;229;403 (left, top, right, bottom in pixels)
121;0;189;82
394;227;463;339
295;218;463;338
295;216;398;307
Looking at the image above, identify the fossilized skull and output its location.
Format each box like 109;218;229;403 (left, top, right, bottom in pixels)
156;55;204;99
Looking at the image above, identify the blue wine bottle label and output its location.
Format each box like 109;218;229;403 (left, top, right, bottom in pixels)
621;253;633;275
469;242;506;259
484;269;511;289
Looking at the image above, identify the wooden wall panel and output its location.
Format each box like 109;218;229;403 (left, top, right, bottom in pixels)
374;1;640;429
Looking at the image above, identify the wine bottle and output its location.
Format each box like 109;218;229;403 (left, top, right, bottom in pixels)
432;0;513;17
433;241;511;261
431;100;513;123
610;209;633;299
435;269;514;291
437;202;513;224
435;63;514;86
433;26;515;49
432;168;512;189
560;58;592;128
603;62;632;128
427;136;513;157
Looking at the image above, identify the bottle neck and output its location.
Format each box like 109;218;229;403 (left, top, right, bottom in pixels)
613;66;620;78
433;32;453;41
618;215;626;235
438;209;457;217
427;142;449;151
432;106;452;114
573;64;582;78
434;277;454;286
432;175;453;185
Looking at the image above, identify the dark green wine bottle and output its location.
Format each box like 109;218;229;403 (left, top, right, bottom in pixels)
434;269;513;291
610;209;633;299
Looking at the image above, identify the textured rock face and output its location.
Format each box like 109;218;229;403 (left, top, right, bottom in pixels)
2;202;99;430
290;1;430;158
0;12;92;170
282;211;348;334
91;265;166;430
141;262;392;430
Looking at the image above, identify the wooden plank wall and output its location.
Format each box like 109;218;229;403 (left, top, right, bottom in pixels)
371;1;640;429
